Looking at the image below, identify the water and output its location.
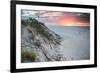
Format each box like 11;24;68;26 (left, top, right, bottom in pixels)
46;25;90;60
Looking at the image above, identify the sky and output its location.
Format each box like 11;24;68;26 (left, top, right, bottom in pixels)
21;10;90;26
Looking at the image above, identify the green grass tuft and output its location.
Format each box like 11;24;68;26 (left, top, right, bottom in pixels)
21;47;36;63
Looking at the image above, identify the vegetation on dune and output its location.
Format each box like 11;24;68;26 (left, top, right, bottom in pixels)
21;17;63;62
21;47;36;63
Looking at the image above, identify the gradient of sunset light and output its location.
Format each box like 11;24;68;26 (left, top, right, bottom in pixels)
52;16;90;26
22;10;90;26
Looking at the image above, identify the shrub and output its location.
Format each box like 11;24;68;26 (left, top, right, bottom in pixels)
21;47;36;63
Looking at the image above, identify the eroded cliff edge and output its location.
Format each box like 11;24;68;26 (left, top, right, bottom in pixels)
21;18;66;63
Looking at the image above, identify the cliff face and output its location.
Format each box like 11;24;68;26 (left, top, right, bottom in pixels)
21;18;66;63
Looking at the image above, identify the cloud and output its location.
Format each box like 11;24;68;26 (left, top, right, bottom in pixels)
21;10;90;26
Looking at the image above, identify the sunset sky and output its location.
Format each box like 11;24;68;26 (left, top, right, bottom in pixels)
22;10;90;26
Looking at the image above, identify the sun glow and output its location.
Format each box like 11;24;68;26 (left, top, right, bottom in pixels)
62;22;90;26
63;22;76;26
